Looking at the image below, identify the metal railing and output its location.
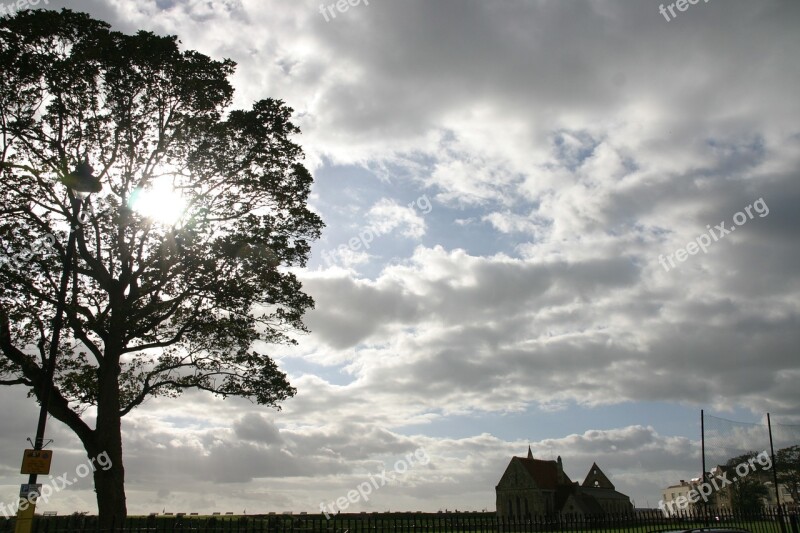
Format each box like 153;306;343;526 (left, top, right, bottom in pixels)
1;507;797;533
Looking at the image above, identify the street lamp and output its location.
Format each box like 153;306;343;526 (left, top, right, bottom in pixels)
61;161;103;195
15;162;101;533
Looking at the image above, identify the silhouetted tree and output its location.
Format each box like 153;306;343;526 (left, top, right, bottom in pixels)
0;9;322;526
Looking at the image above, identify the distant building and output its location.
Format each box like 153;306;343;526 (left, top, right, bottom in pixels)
763;481;796;509
660;466;796;515
495;447;634;518
660;478;705;516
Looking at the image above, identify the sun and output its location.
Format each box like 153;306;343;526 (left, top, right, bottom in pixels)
128;179;187;226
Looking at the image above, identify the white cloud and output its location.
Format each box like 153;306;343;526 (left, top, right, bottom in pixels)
2;0;799;517
366;198;427;239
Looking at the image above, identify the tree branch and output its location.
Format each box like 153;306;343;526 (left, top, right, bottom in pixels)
0;378;32;386
0;304;94;443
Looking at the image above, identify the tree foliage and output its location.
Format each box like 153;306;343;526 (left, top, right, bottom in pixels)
722;452;770;513
775;445;800;504
0;8;322;522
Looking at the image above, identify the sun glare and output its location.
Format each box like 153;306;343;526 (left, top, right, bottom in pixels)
129;179;187;226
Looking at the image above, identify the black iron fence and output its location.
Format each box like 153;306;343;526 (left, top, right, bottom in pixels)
1;508;798;533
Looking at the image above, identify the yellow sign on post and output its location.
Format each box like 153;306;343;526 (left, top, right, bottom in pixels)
14;496;37;533
20;449;52;475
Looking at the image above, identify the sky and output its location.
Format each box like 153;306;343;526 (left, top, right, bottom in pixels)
1;0;800;517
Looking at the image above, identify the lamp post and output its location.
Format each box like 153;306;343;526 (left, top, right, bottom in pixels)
15;162;101;533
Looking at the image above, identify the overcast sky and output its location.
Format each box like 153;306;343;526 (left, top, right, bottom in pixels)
1;0;799;516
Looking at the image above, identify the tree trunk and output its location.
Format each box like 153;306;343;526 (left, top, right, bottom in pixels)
90;354;127;529
91;440;127;530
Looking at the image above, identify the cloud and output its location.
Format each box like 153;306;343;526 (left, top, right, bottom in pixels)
1;0;798;517
233;414;284;444
366;198;427;239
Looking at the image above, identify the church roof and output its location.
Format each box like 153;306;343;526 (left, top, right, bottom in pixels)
514;457;560;490
574;492;605;514
554;485;605;515
577;486;632;501
581;462;615;489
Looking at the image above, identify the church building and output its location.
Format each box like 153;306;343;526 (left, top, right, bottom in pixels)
495;447;633;518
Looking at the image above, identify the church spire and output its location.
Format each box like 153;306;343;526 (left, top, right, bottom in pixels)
527;445;533;460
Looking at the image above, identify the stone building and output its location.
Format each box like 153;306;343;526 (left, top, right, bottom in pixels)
495;447;633;518
660;466;796;515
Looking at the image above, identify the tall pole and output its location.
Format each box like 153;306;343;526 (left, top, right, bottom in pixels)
32;197;81;453
15;197;82;533
767;413;786;533
701;409;708;525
